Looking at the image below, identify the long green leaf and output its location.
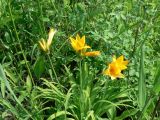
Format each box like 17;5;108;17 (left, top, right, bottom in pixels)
34;56;45;79
0;64;6;98
138;45;146;110
153;62;160;94
115;109;138;120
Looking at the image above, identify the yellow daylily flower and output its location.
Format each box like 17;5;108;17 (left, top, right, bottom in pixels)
69;34;100;57
70;34;91;52
39;28;57;52
113;55;129;70
103;55;129;80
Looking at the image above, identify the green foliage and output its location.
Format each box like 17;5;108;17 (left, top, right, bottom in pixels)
153;62;160;94
138;45;146;110
0;0;160;119
34;56;45;79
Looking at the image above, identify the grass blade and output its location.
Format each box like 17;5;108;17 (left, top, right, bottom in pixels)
153;62;160;94
0;64;6;98
138;45;146;110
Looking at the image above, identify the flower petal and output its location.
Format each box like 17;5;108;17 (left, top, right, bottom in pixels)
47;28;57;47
113;55;117;62
83;45;91;49
76;34;81;41
117;55;124;63
39;39;47;52
84;51;100;56
79;35;85;47
122;60;129;66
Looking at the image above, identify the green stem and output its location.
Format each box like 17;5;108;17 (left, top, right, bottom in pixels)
8;0;34;86
80;59;82;89
47;54;60;86
79;59;84;120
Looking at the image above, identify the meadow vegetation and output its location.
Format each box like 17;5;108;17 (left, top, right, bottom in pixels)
0;0;160;119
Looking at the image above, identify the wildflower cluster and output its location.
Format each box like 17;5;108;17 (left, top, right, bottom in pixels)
39;29;129;80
